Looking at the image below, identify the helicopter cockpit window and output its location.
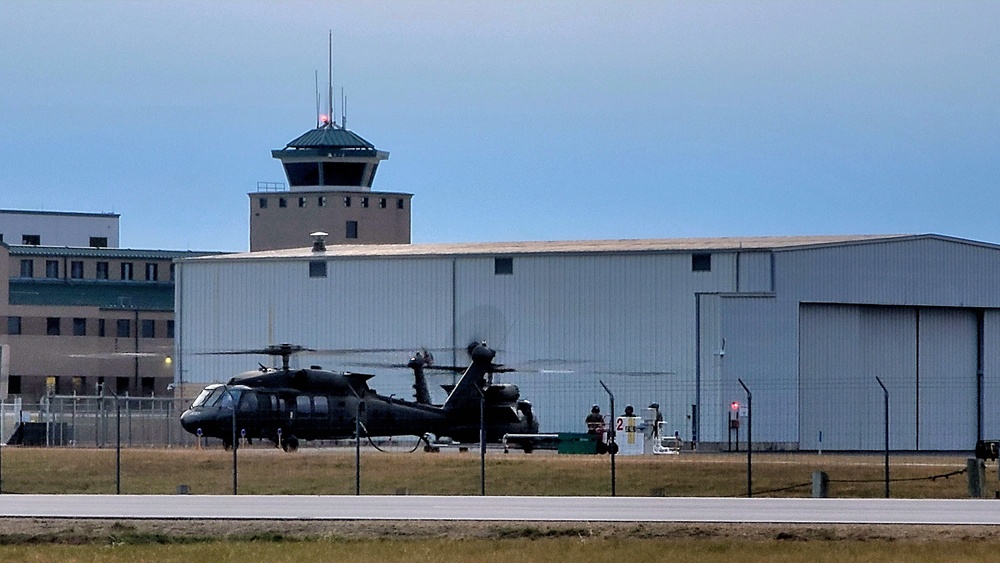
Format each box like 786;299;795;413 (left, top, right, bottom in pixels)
313;396;329;416
219;388;240;409
191;388;215;407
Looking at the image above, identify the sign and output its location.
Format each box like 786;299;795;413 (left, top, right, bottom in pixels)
615;416;644;456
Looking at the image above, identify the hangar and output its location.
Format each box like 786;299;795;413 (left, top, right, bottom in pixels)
175;233;1000;451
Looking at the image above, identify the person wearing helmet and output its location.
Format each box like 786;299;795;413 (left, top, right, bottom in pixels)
585;404;604;434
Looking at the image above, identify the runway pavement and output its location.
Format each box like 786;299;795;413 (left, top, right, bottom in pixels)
2;495;1000;524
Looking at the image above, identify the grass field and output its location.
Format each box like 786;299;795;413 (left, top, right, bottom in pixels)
0;444;989;497
2;446;997;561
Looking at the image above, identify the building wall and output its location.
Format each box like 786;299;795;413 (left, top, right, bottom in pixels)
249;190;412;251
176;236;1000;450
0;211;119;248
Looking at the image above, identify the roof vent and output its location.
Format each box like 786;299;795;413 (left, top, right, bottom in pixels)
310;231;328;252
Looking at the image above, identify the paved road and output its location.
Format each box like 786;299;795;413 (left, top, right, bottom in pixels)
2;495;1000;524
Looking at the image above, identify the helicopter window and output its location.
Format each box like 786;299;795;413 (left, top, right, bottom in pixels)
239;391;258;412
219;388;241;409
296;395;312;415
192;388;214;407
313;396;329;416
309;261;327;278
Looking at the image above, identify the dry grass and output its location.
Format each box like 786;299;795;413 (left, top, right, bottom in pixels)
0;445;988;498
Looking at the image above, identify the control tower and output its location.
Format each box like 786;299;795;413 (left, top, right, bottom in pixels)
249;122;412;251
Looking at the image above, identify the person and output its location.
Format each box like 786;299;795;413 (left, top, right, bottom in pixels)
623;404;635;417
585;404;604;434
649;402;663;438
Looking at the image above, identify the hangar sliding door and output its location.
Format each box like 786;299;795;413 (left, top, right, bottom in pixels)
917;309;977;450
799;305;915;450
800;305;978;451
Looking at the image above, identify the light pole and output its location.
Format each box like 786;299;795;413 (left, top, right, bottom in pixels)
479;384;486;496
599;380;617;497
107;390;122;495
738;378;752;498
345;385;364;495
876;376;889;498
221;385;238;495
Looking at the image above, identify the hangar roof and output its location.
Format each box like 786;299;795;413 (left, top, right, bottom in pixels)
180;234;991;263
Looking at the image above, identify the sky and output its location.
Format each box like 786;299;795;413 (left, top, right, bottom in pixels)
1;1;998;252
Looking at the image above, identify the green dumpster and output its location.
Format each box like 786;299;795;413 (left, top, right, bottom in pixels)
557;432;599;454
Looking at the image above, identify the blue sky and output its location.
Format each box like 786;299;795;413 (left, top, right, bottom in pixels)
2;1;998;251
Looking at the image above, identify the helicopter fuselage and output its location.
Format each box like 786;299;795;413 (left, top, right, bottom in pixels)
179;365;538;448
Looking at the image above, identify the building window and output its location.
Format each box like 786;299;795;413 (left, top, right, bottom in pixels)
8;375;21;395
346;220;358;239
45;260;59;279
116;377;129;395
47;317;61;336
96;262;109;280
116;319;131;338
73;318;87;336
98;318;106;337
379;198;387;209
298;197;307;208
121;262;134;280
7;316;22;335
692;253;712;272
361;197;369;208
397;198;404;209
90;237;108;248
145;262;158;281
141;377;155;395
141;319;155;338
167;320;175;338
70;261;84;279
22;234;40;245
309;260;328;277
344;196;352;207
259;197;268;209
169;263;175;281
19;260;33;278
279;197;287;208
494;257;514;275
318;196;327;207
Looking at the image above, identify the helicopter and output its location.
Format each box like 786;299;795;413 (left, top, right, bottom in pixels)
179;342;539;452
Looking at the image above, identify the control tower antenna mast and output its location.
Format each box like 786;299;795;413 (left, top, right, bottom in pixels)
328;30;335;128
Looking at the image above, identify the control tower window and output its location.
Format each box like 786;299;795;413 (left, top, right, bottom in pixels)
346;220;358;239
284;163;319;186
379;198;387;209
90;237;108;248
361;197;369;208
259;197;268;209
344;196;351;207
298;197;307;208
322;162;365;186
397;198;405;209
22;234;40;245
279;198;287;208
318;196;327;207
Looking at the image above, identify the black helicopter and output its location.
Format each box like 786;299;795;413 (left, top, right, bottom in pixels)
179;342;539;451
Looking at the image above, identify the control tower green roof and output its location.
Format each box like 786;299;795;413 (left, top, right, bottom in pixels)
284;126;375;150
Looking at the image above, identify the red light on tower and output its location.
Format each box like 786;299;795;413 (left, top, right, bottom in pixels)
730;401;740;412
319;114;329;125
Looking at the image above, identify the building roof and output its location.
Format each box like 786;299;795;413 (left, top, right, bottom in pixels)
283;126;376;150
6;245;224;260
184;234;964;263
0;209;120;219
9;279;175;310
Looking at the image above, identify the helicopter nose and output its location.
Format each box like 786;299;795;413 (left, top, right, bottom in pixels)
180;409;203;434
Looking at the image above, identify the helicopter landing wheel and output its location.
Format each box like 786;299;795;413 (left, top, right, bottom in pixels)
281;435;299;452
